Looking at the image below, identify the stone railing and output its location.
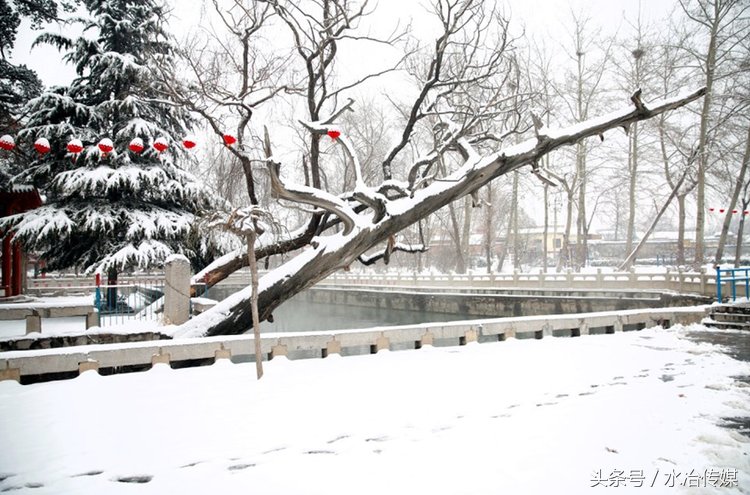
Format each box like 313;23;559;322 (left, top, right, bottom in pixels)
315;268;722;297
29;268;732;299
0;306;706;384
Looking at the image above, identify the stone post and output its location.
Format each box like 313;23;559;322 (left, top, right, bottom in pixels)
85;310;100;329
0;362;20;382
164;255;191;325
25;312;41;334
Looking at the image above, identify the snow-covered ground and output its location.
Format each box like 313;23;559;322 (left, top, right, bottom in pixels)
1;324;748;494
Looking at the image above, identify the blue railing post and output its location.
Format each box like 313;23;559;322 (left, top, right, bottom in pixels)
94;272;102;315
732;268;737;301
716;266;722;302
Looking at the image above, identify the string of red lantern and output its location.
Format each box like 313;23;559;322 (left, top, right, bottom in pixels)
98;138;114;155
0;135;14;151
66;139;83;154
34;138;50;154
709;208;749;215
153;136;168;153
0;132;251;153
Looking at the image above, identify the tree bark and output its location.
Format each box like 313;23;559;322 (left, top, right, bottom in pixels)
735;194;750;267
677;194;687;265
246;231;263;380
484;185;493;273
626;122;639;255
693;3;720;267
447;200;466;273
557;187;574;272
715;126;750;264
511;171;520;270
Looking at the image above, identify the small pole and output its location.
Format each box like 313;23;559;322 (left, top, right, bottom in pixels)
731;268;737;301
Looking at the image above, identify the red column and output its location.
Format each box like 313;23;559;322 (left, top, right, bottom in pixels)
11;241;22;296
1;234;11;297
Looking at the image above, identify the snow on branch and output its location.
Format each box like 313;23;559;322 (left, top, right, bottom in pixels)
358;240;427;266
267;159;358;236
300;117;389;223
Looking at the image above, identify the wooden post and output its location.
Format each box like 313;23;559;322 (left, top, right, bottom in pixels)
1;234;11;296
11;240;22;296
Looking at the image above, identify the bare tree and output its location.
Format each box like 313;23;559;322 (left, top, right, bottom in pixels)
163;0;704;337
678;0;750;266
552;11;614;270
176;89;705;336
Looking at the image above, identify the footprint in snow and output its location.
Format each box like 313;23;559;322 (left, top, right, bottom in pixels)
327;435;349;444
491;413;511;419
114;475;152;484
262;446;288;455
72;471;103;478
1;483;44;491
228;463;256;471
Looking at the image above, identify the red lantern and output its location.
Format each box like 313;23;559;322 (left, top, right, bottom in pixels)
129;138;144;153
709;207;715;212
0;134;15;151
327;130;341;140
745;211;749;215
67;138;84;154
183;136;196;149
733;209;739;214
98;138;114;154
153;136;169;153
34;137;51;154
720;209;726;213
223;134;237;146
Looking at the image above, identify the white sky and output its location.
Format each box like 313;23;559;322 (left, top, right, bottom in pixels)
10;0;680;89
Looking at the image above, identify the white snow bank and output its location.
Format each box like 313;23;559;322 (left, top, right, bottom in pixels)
0;295;92;309
0;324;747;494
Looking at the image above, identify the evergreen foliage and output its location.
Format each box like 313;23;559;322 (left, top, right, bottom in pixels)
2;0;219;274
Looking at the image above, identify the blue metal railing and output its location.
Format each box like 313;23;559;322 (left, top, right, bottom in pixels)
94;274;163;327
716;266;750;302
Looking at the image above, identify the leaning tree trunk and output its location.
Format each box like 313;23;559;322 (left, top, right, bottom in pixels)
619;170;687;270
171;88;706;338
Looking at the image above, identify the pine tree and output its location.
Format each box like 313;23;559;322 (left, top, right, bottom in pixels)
3;0;218;279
